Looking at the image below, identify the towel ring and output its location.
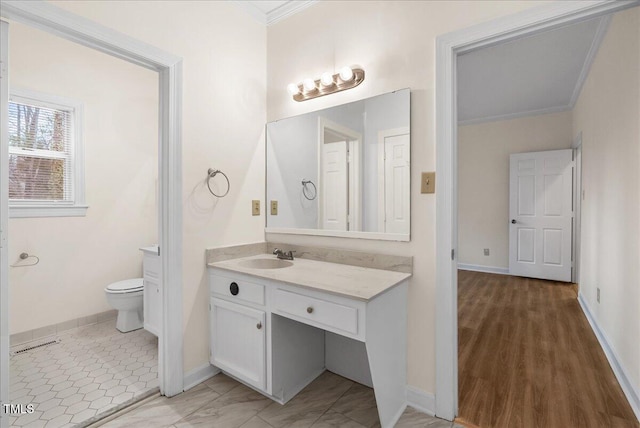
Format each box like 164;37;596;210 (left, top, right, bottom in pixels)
11;252;39;268
207;168;230;198
301;179;317;201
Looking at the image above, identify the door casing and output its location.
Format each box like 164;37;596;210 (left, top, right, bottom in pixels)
0;19;10;426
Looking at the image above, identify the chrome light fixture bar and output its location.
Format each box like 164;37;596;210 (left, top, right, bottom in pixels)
287;67;365;102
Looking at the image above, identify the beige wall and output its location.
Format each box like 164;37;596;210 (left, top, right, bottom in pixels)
50;0;267;372
572;7;640;390
266;1;544;394
8;22;158;334
458;111;574;269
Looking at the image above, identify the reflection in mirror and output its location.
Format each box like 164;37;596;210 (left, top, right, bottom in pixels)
266;89;410;239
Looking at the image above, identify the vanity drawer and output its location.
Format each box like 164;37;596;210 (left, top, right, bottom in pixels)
210;273;265;306
273;289;358;335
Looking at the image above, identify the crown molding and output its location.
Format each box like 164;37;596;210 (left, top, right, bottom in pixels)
266;0;316;25
458;104;572;126
568;14;611;108
232;1;317;26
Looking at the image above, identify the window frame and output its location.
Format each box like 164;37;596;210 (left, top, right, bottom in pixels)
8;88;87;218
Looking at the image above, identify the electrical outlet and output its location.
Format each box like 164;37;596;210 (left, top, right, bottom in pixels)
252;200;260;216
483;248;490;256
597;287;600;303
270;200;278;215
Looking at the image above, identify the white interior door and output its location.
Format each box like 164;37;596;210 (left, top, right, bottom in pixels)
0;20;10;427
509;149;573;282
321;141;348;231
384;134;410;234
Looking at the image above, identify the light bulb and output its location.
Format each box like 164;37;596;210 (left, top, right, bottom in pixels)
339;66;354;82
303;78;317;92
287;83;300;96
320;72;334;87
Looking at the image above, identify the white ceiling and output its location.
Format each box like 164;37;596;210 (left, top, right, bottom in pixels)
457;16;609;125
233;0;317;26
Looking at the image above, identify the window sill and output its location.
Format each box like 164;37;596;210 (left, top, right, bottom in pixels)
9;205;89;218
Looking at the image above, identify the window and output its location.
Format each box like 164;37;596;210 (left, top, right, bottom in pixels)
8;89;86;217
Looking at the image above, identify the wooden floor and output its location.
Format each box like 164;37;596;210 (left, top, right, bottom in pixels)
458;270;639;428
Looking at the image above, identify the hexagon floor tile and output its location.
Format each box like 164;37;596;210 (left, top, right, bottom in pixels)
9;318;158;428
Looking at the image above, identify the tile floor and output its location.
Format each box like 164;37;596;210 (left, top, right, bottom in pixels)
98;371;462;428
9;318;158;428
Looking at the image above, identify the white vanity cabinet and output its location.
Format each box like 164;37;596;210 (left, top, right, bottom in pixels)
141;246;160;336
208;256;410;428
208;273;268;392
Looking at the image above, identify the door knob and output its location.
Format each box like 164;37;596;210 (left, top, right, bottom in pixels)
307;307;314;314
511;219;517;224
256;322;262;330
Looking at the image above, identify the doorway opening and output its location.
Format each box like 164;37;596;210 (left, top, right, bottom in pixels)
5;19;160;427
0;3;184;427
435;1;640;424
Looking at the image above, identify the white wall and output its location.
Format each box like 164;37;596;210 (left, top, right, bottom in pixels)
8;22;158;334
266;0;544;394
51;0;267;373
572;7;640;395
457;111;573;269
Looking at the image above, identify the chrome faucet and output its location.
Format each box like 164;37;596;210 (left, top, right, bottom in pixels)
273;248;295;260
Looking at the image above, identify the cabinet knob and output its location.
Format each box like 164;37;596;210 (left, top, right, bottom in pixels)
307;306;313;314
256;322;262;330
229;282;239;296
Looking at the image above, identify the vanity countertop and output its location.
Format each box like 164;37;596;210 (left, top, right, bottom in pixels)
140;245;159;255
208;254;411;301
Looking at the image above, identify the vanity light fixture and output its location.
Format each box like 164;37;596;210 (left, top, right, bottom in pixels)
287;66;365;102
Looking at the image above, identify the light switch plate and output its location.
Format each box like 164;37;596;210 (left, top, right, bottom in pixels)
270;200;278;215
421;172;435;194
252;200;260;216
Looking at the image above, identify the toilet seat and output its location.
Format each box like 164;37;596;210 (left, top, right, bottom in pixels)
105;278;144;294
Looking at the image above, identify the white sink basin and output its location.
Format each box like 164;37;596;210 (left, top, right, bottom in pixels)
239;258;293;269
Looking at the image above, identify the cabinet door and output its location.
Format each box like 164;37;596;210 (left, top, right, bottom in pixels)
143;254;161;337
144;279;160;336
210;297;266;391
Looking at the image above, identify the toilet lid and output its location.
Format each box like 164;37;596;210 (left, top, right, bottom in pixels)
105;278;144;293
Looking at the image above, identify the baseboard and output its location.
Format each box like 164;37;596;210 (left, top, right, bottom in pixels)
406;385;436;416
10;309;117;347
578;293;640;422
457;264;509;275
183;363;220;391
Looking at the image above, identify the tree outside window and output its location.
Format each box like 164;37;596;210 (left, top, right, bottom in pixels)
8;89;86;218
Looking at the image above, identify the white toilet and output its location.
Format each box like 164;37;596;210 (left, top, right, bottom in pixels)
104;278;144;333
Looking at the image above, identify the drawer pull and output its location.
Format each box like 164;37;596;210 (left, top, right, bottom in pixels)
229;282;239;296
306;306;314;314
256;322;262;330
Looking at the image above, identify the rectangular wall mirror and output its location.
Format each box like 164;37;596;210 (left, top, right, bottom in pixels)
266;88;410;241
